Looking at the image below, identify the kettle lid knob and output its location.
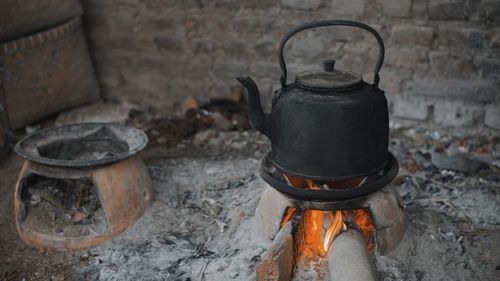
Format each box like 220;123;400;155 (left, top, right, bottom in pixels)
323;59;336;72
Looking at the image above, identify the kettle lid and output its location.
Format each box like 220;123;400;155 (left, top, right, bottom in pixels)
295;59;363;91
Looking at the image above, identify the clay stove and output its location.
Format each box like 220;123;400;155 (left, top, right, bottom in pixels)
13;123;152;251
254;153;405;281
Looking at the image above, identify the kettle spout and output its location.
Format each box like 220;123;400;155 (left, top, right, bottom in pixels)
235;76;270;137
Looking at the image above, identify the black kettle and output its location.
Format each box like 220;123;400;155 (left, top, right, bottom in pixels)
237;20;393;181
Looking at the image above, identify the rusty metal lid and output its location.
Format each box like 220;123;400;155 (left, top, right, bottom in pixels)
295;59;363;91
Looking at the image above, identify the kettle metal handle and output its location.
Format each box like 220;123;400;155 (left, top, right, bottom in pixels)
278;20;385;88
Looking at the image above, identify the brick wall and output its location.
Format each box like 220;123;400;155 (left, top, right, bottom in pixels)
81;0;500;129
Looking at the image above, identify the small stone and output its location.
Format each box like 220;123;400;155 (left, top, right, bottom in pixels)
64;213;72;221
30;194;41;206
201;198;223;216
49;210;57;221
231;115;251;130
440;169;455;177
485;103;500;130
25;125;41;135
54;102;136;126
207;135;225;149
157;137;167;144
80;253;90;261
51;273;65;281
253;150;263;158
72;211;89;223
231;141;247;150
149;129;160;137
230;271;239;279
211;112;232;131
193;129;217;147
431;147;485;172
229;85;245;103
183;96;199;115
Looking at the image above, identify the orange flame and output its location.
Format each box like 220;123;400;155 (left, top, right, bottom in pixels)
284;176;349;261
281;174;375;261
280;207;296;229
323;210;346;253
354;209;375;253
296;209;328;258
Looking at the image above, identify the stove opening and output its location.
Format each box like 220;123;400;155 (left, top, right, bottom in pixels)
20;174;110;237
281;175;375;265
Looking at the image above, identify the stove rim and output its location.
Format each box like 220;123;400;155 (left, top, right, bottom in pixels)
260;151;399;202
269;150;390;182
14;123;148;168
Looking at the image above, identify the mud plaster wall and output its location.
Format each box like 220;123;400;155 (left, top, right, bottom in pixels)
81;0;500;129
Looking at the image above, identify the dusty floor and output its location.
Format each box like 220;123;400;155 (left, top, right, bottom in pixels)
1;111;499;280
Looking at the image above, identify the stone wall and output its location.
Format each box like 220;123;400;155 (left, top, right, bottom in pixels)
81;0;500;129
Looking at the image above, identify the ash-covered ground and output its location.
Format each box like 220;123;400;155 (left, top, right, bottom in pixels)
77;155;265;281
73;127;499;281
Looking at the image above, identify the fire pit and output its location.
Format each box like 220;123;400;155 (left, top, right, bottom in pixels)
255;152;405;280
13;123;152;251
